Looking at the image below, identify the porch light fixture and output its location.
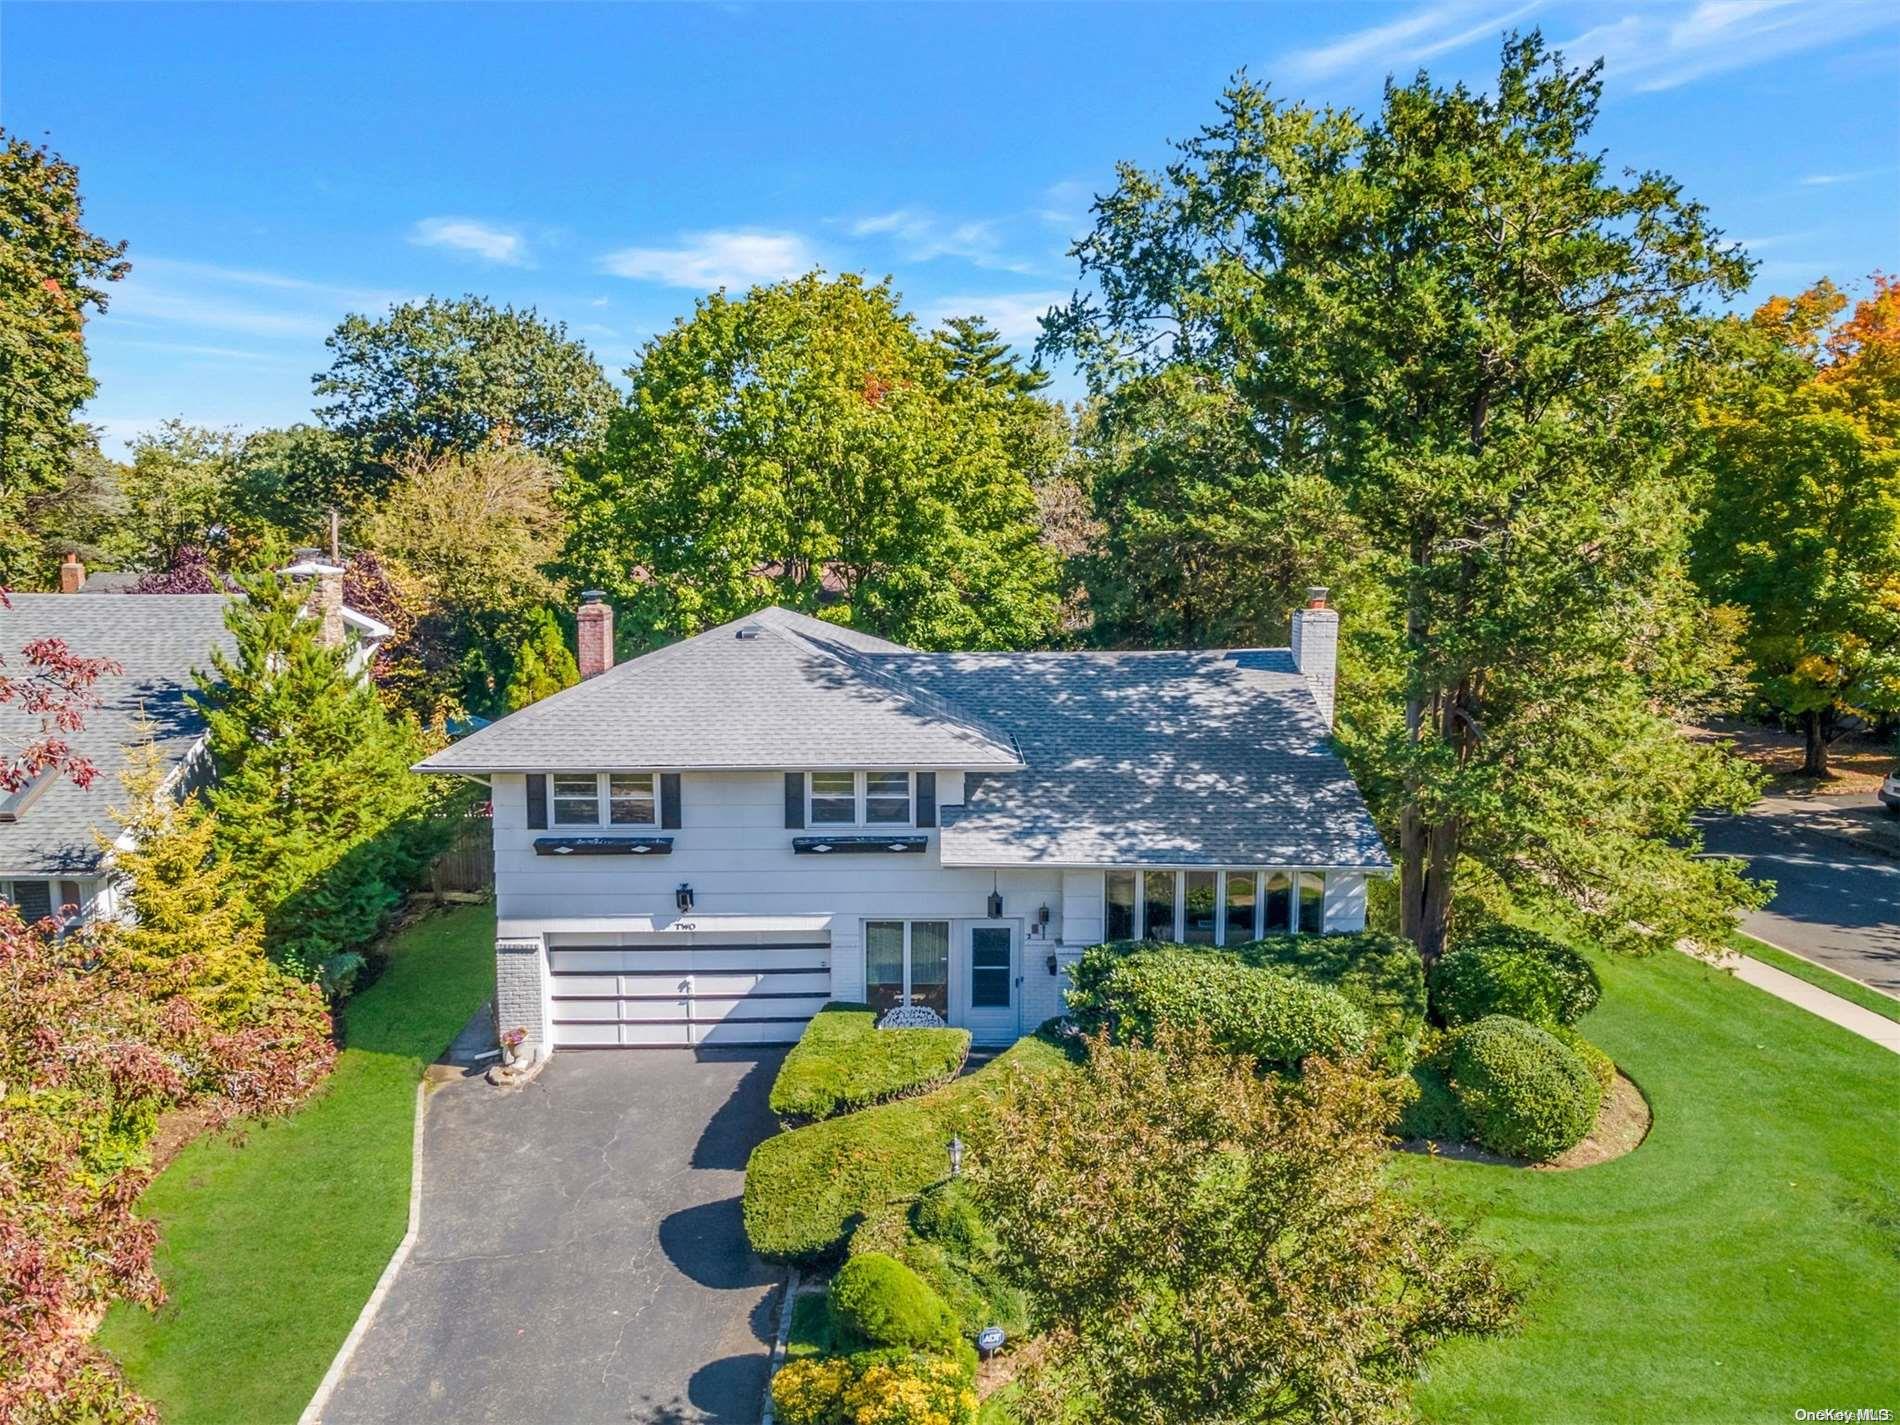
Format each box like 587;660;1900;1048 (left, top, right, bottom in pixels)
675;883;694;912
1046;953;1059;977
948;1134;965;1178
986;891;1003;918
1036;903;1051;933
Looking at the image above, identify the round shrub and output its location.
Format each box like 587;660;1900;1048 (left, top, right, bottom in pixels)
1430;926;1601;1029
912;1180;985;1255
772;1348;977;1425
829;1251;959;1351
1553;1026;1616;1098
1072;947;1369;1070
1446;1015;1601;1160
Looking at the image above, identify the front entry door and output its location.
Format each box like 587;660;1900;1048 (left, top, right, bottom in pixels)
959;922;1019;1043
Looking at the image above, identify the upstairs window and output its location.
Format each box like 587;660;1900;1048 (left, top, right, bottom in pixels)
552;773;602;825
807;771;915;827
608;773;656;825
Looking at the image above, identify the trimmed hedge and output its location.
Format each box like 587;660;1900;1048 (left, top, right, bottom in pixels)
830;1252;960;1351
1231;932;1428;1070
769;1004;970;1125
1066;945;1369;1070
744;1027;1077;1263
848;1182;1029;1337
1446;1015;1601;1160
1430;926;1601;1030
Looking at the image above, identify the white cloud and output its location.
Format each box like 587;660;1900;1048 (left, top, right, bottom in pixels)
409;216;531;266
1279;0;1538;80
94;257;412;344
1800;165;1900;187
917;291;1068;347
843;209;1033;272
1558;0;1896;93
1036;179;1094;232
599;230;817;290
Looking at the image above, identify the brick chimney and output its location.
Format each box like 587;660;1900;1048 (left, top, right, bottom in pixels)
577;591;614;679
282;550;346;649
1290;586;1339;728
58;552;85;593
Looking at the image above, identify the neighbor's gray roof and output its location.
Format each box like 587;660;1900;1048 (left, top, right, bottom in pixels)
416;605;1390;870
894;649;1390;869
0;594;234;876
79;571;143;593
415;606;1026;774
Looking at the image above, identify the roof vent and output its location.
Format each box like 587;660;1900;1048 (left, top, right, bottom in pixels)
736;623;764;640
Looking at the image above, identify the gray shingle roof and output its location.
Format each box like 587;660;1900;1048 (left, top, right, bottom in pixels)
0;594;234;875
894;649;1390;869
415;606;1026;774
416;605;1390;870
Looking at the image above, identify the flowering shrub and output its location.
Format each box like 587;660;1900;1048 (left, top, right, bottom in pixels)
0;904;333;1422
771;1349;977;1425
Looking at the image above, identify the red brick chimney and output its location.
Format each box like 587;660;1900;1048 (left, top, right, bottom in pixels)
58;552;85;593
577;592;614;679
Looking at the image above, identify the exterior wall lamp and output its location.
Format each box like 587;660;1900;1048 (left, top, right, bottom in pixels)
675;883;694;912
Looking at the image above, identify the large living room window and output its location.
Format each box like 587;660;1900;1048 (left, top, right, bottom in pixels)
1107;869;1324;944
809;771;914;827
865;919;950;1017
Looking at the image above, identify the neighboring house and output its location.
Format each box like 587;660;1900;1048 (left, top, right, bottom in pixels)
416;591;1392;1056
0;558;389;927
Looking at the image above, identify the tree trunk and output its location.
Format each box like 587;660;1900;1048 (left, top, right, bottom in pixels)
1400;806;1459;965
1800;708;1832;778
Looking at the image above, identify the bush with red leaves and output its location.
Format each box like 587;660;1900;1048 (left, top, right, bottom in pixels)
0;905;334;1422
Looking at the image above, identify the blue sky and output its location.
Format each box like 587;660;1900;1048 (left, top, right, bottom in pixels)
4;1;1896;456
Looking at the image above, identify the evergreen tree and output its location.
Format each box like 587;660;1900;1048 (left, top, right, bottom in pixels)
194;557;458;974
1046;36;1764;958
503;607;580;710
935;314;1053;394
108;741;274;1023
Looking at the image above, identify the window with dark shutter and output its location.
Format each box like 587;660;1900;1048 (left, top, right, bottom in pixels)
660;773;682;829
526;774;549;829
784;772;806;829
915;771;937;828
11;880;52;922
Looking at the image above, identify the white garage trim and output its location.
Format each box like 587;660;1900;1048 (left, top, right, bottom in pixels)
547;931;831;1049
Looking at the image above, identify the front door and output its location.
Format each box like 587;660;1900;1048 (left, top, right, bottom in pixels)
959;921;1019;1043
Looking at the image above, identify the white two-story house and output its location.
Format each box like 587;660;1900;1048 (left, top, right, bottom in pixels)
417;593;1391;1058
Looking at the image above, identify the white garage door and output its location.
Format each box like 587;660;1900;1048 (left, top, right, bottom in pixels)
548;933;831;1048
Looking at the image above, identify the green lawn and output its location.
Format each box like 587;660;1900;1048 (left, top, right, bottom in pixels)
1733;932;1900;1025
98;903;495;1425
1398;945;1900;1423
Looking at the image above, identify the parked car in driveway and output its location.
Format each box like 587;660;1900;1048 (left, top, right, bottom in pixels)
1881;767;1900;815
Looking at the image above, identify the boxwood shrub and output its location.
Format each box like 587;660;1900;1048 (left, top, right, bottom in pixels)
1067;946;1369;1070
1445;1015;1601;1160
1231;932;1428;1070
768;1004;970;1125
744;1027;1078;1263
829;1251;960;1351
1430;926;1601;1030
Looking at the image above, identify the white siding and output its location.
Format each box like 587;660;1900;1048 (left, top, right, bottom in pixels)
1324;871;1368;933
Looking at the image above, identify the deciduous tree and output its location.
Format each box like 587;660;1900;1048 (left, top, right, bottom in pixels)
0;131;129;584
563;273;1061;650
1045;36;1763;957
968;1029;1516;1424
314;295;616;476
1689;277;1900;776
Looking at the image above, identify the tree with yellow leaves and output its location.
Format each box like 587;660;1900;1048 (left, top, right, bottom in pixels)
1689;276;1900;777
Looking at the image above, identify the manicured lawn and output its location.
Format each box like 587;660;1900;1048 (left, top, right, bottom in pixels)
769;1002;971;1124
1733;931;1900;1024
98;904;495;1425
1398;946;1900;1423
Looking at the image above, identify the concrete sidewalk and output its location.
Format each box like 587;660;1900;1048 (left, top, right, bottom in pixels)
1717;949;1900;1056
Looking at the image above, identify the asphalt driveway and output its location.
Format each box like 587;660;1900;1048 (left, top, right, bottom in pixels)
320;1049;787;1425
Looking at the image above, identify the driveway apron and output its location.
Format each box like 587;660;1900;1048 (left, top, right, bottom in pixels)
320;1050;786;1425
